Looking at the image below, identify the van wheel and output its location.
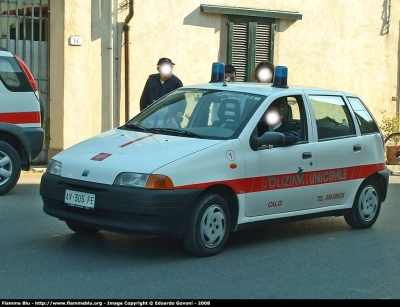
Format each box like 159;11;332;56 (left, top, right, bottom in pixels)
344;178;381;229
0;141;21;196
183;193;230;257
66;221;100;235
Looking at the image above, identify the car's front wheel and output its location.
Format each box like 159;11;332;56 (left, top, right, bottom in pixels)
66;221;100;235
344;178;381;229
0;141;21;196
183;193;230;257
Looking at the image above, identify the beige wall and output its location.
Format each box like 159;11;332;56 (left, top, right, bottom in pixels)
271;0;399;121
48;0;64;157
49;0;118;159
48;0;400;158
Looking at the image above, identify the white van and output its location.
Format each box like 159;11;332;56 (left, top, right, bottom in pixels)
0;47;44;195
40;65;389;257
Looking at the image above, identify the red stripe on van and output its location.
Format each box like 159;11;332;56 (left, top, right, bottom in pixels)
175;163;386;194
0;111;41;124
119;134;155;148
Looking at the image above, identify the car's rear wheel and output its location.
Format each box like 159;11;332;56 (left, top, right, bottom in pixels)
66;221;100;235
0;141;21;196
183;193;230;257
344;178;381;229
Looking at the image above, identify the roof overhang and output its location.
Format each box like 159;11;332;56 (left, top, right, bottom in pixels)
200;4;302;20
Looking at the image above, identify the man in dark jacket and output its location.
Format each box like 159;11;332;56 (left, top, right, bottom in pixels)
139;57;183;111
265;99;300;147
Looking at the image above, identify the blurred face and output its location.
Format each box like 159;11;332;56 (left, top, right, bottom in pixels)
158;64;173;79
257;67;273;83
224;72;236;82
265;106;283;126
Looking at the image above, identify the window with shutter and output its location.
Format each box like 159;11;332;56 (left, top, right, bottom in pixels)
228;18;274;82
199;5;302;82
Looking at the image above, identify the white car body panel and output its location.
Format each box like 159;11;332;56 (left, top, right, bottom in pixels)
55;128;226;184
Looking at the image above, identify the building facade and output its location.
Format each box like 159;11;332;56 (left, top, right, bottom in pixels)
1;0;399;160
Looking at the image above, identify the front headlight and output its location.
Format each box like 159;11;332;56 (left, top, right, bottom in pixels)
47;159;62;176
114;172;149;188
113;173;174;190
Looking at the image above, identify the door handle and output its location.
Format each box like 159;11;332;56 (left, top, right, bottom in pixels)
353;144;362;151
302;152;312;159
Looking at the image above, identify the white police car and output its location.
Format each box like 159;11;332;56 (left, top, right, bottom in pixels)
40;64;389;257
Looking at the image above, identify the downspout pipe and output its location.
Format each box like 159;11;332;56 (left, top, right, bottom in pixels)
109;0;114;129
123;0;134;122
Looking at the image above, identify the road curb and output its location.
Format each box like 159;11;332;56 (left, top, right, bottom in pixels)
24;165;47;174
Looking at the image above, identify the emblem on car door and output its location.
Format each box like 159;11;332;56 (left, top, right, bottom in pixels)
297;167;304;181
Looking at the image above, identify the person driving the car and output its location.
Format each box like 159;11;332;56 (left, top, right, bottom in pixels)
265;100;300;148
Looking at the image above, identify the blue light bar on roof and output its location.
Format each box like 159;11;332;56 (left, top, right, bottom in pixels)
272;66;289;88
210;62;225;83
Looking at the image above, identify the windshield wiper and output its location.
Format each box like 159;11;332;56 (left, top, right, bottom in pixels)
152;128;204;139
122;125;204;138
121;124;156;133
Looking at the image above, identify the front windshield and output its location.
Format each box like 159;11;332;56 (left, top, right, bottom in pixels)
126;88;266;139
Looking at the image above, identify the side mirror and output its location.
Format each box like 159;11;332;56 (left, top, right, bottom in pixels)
250;131;285;151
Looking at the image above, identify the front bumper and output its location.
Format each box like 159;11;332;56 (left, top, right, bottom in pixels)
40;173;203;238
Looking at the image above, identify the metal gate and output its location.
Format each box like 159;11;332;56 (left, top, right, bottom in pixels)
0;0;49;163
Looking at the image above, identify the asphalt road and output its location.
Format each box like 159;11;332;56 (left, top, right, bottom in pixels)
1;170;400;300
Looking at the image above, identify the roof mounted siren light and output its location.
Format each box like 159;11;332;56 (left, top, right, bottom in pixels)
272;66;289;88
210;62;225;83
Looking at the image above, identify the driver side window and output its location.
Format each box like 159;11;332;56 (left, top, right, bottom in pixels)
256;95;306;143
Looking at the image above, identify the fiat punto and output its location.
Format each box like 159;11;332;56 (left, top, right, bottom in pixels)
40;65;389;257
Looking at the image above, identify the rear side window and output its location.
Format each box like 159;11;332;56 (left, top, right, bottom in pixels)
347;96;380;134
309;95;356;141
0;56;32;92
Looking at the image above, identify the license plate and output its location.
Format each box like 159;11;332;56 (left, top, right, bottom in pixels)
65;189;95;209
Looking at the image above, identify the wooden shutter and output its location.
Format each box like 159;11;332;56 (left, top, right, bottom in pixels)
230;22;248;82
255;23;272;64
228;20;273;81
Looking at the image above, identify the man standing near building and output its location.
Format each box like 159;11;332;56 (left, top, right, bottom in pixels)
224;64;237;82
139;57;183;111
